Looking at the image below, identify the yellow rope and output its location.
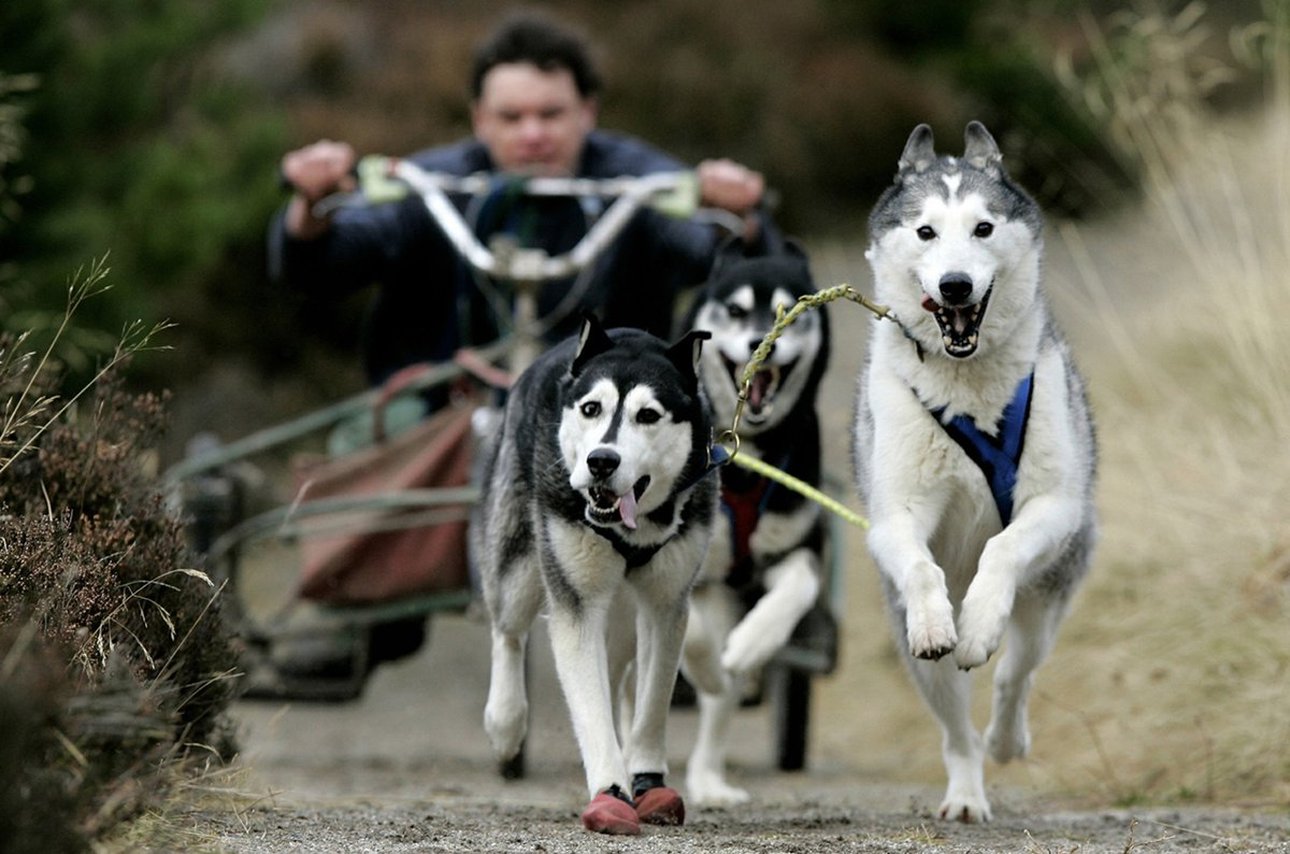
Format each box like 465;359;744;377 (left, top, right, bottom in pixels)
728;450;870;530
714;283;899;531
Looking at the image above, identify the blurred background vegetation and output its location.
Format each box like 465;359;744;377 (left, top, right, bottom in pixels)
0;0;1273;452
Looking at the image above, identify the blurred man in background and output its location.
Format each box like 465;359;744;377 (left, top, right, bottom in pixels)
271;10;768;390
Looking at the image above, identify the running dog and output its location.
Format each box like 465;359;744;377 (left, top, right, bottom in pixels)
471;315;717;836
680;243;831;806
853;122;1097;822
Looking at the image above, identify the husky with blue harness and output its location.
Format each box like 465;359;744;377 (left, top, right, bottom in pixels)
854;122;1097;823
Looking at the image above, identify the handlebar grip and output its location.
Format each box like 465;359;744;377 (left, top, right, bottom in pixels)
356;155;410;204
649;172;700;219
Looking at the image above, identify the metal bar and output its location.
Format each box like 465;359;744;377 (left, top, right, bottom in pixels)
164;341;510;483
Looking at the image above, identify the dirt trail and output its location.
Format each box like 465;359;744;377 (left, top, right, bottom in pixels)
205;611;1289;852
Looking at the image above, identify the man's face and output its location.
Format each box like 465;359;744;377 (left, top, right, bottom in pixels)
472;62;596;177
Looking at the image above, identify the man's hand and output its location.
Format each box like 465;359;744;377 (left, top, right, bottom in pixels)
696;158;765;241
281;140;358;239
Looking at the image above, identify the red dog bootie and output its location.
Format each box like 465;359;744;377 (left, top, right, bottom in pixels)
632;773;685;826
581;786;640;835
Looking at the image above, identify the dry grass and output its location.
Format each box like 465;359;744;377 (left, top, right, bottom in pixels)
815;5;1290;809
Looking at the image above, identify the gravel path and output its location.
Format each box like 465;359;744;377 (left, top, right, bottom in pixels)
193;612;1289;853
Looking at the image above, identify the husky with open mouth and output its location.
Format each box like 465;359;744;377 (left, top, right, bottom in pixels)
680;242;831;806
471;315;716;836
854;122;1097;822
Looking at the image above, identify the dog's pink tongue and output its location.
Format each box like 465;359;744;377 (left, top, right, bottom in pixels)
618;489;638;530
747;370;770;410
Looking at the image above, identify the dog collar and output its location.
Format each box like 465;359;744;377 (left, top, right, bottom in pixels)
928;372;1033;526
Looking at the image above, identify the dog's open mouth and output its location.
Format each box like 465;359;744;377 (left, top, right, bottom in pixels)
721;356;796;421
922;288;991;358
586;476;651;529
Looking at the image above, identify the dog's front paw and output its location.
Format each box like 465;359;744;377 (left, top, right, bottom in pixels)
686;769;750;808
953;593;1010;670
906;599;957;660
721;616;789;675
937;792;992;823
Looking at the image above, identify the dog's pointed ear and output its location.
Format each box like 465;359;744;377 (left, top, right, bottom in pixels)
708;235;746;279
898;123;936;174
667;329;711;386
783;236;812;265
963;120;1003;171
571;312;613;377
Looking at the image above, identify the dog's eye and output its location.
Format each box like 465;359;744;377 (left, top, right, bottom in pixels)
916;225;936;241
580;401;601;418
725;303;747;320
973;221;994;238
635;408;661;425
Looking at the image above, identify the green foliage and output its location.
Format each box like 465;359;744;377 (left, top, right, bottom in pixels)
0;0;285;387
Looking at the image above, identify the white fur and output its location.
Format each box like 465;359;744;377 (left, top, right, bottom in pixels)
855;130;1096;823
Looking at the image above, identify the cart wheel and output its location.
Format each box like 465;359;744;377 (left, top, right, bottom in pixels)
774;667;811;772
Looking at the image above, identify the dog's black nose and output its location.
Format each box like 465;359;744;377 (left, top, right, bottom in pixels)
939;273;973;306
586;447;620;480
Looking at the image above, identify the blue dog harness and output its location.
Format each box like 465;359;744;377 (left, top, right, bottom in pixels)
929;373;1033;526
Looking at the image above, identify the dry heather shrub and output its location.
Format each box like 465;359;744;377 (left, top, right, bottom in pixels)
0;626;87;854
0;345;239;847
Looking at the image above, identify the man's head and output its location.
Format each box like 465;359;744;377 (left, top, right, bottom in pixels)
470;13;600;177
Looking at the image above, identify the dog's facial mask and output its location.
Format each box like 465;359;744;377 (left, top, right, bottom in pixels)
562;316;708;529
692;252;822;431
867;121;1041;360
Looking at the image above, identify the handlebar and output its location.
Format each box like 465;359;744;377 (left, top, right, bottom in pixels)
315;156;707;282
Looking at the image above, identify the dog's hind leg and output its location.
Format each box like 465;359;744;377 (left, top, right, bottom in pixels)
984;589;1071;764
687;681;749;806
683;585;748;806
904;653;990;822
483;561;544;764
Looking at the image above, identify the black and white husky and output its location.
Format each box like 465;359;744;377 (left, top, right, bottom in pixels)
471;315;716;836
853;122;1097;822
680;243;830;806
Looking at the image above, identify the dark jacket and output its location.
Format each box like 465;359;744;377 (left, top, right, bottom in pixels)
269;131;727;385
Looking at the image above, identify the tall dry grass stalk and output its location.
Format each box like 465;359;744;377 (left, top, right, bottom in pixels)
0;256;173;477
1011;2;1290;805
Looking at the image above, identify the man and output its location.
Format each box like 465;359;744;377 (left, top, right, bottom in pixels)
256;12;769;695
270;11;768;388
